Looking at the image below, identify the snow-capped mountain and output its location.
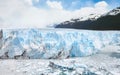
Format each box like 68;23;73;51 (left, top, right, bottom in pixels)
107;7;120;15
55;7;120;30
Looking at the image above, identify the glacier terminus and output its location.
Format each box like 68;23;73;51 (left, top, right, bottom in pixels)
0;28;120;59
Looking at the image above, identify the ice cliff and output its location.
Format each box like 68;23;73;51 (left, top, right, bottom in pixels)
0;29;120;59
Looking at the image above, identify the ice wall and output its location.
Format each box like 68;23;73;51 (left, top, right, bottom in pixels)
0;29;120;59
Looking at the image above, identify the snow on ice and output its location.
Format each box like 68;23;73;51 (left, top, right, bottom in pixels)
0;28;120;59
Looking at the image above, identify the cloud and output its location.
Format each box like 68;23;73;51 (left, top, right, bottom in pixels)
0;0;109;29
24;0;33;5
46;0;63;10
94;1;109;14
24;0;39;6
95;1;108;8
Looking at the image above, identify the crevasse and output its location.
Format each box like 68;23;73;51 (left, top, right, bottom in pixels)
0;28;120;59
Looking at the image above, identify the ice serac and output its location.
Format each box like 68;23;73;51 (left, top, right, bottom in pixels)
0;30;3;49
0;29;120;59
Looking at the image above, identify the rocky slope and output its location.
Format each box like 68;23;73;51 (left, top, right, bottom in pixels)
55;7;120;30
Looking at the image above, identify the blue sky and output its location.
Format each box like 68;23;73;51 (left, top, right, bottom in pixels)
33;0;120;10
0;0;120;28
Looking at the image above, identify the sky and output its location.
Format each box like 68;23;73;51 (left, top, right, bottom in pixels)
0;0;120;28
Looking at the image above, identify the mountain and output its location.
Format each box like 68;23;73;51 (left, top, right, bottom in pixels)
55;7;120;30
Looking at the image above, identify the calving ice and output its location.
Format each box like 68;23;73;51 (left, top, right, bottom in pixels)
0;29;120;59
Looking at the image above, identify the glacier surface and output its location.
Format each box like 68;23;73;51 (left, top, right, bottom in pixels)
0;29;120;59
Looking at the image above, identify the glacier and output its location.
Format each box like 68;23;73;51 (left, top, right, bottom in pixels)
0;28;120;59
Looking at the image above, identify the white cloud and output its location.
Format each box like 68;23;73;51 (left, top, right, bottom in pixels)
95;1;108;8
94;1;109;14
46;0;63;10
0;0;109;29
24;0;39;6
24;0;33;5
